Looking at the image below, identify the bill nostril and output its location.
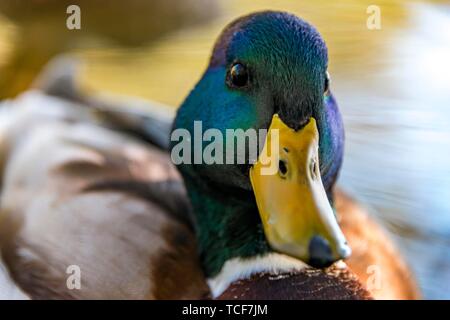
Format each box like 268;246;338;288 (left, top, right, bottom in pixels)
309;157;318;180
278;159;288;177
308;235;334;268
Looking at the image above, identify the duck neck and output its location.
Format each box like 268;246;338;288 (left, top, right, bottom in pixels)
183;174;271;279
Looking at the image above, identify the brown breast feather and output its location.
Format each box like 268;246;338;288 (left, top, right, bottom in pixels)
217;266;372;300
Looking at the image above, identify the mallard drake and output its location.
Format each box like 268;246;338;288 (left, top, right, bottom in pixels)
0;11;419;300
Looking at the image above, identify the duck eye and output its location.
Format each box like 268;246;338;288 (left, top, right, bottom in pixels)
324;71;330;95
228;63;249;88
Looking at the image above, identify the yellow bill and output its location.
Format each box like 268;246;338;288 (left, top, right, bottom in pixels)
250;114;351;268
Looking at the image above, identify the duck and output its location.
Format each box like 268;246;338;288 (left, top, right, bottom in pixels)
0;11;419;300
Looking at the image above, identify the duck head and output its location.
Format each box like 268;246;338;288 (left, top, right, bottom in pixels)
171;11;349;275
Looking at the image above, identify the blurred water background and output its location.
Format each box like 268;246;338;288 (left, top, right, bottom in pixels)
0;0;449;299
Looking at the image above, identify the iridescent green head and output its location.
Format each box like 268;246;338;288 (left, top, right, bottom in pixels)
173;11;340;190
